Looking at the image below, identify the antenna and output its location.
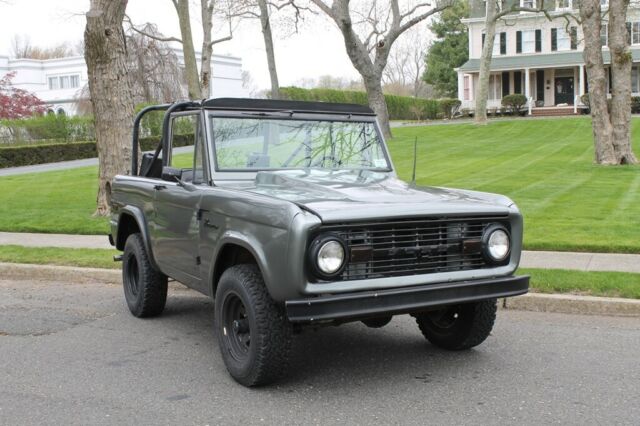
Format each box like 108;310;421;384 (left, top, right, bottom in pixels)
410;136;418;187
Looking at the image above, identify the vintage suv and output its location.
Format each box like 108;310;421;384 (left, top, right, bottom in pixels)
109;98;529;386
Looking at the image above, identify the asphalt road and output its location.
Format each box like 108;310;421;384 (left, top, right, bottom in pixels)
1;279;639;425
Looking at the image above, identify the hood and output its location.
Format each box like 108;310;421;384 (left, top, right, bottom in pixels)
233;169;515;222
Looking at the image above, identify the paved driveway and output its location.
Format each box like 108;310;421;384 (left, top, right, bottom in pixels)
1;279;638;425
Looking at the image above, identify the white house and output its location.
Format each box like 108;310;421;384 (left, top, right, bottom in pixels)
457;0;640;114
0;49;246;115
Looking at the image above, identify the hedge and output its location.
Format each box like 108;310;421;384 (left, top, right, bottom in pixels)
0;114;95;144
0;134;194;169
279;87;442;120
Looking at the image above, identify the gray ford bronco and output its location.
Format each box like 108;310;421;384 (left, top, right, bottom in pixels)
109;98;529;387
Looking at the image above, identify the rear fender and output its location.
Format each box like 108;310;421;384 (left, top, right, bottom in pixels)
116;206;159;271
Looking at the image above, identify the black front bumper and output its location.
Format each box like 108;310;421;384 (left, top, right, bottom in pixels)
285;275;529;323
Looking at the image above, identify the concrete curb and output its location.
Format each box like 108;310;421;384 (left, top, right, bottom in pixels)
501;292;640;317
0;262;121;285
2;262;639;317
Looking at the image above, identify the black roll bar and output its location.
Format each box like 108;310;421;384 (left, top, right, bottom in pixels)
133;100;199;177
131;104;170;176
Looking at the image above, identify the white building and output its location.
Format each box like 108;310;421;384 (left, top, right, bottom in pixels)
457;0;640;114
0;50;246;115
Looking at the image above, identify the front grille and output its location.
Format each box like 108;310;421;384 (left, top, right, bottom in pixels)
316;215;510;281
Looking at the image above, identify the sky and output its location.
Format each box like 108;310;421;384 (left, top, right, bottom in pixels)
0;0;370;91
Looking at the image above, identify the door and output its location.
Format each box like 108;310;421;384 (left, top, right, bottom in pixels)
555;77;574;105
151;112;207;285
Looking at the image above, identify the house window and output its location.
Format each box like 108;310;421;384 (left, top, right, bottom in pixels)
557;0;571;9
48;77;59;90
557;28;571;51
493;35;501;55
521;0;536;8
632;22;640;45
488;74;502;100
60;76;70;89
601;23;608;46
47;74;80;90
632;67;639;93
522;30;536;53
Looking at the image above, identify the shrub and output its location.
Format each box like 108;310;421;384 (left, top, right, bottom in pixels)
580;94;590;109
279;87;442;120
501;94;528;115
439;98;461;119
0;141;97;168
632;97;640;114
0;114;95;144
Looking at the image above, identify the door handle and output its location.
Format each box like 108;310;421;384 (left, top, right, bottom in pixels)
154;184;166;191
204;219;219;229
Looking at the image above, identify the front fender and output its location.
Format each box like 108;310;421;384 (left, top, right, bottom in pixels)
208;231;279;298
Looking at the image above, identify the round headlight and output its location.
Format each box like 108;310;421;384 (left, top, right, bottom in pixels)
317;240;345;275
483;226;511;262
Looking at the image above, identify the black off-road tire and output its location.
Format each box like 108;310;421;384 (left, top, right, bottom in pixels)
414;299;497;350
215;264;292;387
122;233;168;318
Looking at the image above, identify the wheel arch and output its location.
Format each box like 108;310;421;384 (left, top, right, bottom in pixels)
115;206;159;270
210;237;271;299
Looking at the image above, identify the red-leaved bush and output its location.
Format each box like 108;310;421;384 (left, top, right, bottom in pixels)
0;72;46;119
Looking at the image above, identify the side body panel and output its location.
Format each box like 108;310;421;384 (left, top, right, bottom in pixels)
150;182;203;287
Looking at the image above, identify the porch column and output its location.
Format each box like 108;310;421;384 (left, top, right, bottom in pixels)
457;71;465;105
524;68;531;115
470;73;475;102
579;65;585;97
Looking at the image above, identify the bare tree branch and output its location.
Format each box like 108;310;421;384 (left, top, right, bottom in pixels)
124;15;183;43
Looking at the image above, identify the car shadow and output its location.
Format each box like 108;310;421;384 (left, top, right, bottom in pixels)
159;289;497;390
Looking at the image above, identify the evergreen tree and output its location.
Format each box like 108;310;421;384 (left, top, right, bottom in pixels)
423;0;469;98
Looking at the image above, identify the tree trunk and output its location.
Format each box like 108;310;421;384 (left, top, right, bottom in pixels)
258;0;280;100
200;0;214;98
84;0;135;216
364;76;392;138
580;0;617;164
175;0;201;99
608;0;637;164
475;0;497;125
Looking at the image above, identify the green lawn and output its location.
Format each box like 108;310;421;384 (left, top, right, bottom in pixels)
0;117;639;253
0;245;119;269
520;268;640;299
388;117;640;253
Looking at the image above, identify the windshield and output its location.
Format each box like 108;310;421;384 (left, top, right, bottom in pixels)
209;116;390;172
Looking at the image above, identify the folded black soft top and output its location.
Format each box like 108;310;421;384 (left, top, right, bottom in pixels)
202;97;376;116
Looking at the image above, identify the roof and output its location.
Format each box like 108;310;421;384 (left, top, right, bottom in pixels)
202;98;376;115
458;49;640;72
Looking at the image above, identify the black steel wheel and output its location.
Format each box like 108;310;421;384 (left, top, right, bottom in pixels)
215;264;292;387
221;292;251;362
414;299;497;350
122;233;168;318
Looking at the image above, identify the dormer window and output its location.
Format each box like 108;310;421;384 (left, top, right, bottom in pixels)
556;0;572;10
521;0;536;8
